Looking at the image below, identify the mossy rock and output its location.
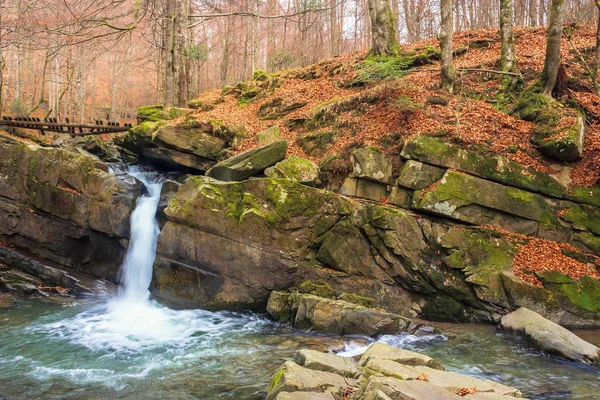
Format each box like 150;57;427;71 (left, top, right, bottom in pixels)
264;155;319;185
421;295;471;322
206;140;288;181
401;135;600;208
253;69;269;81
257;97;308;120
537;271;600;318
298;280;335;299
536;117;586;162
297;131;335;156
136;105;170;123
256;125;282;145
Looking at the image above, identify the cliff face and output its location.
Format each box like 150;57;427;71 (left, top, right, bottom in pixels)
149;135;600;328
0;136;140;281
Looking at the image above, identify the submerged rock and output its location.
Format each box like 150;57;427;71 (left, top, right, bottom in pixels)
500;307;600;365
266;343;524;400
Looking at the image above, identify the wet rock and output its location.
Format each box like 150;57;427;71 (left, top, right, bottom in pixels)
359;377;461;400
359;342;445;370
264;155;319;185
267;292;410;336
267;343;523;400
206;140;288;181
293;349;359;378
500;307;600;365
274;393;335;400
351;147;393;184
266;360;350;400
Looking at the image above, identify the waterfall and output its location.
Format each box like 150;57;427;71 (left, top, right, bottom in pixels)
118;166;163;303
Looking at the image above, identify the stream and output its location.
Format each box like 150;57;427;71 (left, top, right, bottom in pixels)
0;167;599;399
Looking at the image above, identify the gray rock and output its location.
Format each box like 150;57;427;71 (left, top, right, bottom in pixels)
256;125;282;145
501;307;600;364
359;377;460;400
359;343;445;370
266;360;350;400
339;177;388;201
206;140;288;181
274;392;335;400
293;349;359;378
351;147;393;184
397;160;446;190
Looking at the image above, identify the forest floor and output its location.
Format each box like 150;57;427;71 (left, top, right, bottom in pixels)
187;25;600;188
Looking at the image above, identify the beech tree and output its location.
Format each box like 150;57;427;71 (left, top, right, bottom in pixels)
499;0;515;73
367;0;401;56
540;0;566;97
440;0;457;93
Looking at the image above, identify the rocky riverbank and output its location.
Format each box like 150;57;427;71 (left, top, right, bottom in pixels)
2;110;600;329
266;343;524;399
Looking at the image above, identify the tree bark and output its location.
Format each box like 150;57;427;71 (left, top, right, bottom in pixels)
367;0;401;56
540;0;566;97
500;0;516;72
593;1;600;94
440;0;458;93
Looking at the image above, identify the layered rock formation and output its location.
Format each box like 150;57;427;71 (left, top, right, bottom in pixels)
150;134;600;328
0;136;140;281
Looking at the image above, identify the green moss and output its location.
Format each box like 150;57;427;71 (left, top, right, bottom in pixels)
506;187;534;202
253;69;269;81
566;208;600;239
299;279;336;299
137;105;171;122
338;293;376;308
267;366;285;393
537;271;600;314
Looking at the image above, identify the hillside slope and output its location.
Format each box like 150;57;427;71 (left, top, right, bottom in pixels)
187;25;600;187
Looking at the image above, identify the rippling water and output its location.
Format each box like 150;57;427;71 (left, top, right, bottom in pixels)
1;298;599;399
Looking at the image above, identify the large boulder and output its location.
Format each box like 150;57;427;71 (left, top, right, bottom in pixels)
118;119;228;172
264;155;319;185
267;292;411;336
500;307;600;365
0;137;140;281
136;104;194;123
206;140;288;181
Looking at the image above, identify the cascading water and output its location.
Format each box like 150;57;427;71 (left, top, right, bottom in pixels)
117;166;162;303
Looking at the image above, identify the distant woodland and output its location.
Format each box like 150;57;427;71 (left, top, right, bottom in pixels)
0;0;599;122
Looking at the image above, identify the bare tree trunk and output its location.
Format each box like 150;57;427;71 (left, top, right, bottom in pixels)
367;0;401;56
540;0;566;97
500;0;516;72
593;1;600;94
440;0;458;93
